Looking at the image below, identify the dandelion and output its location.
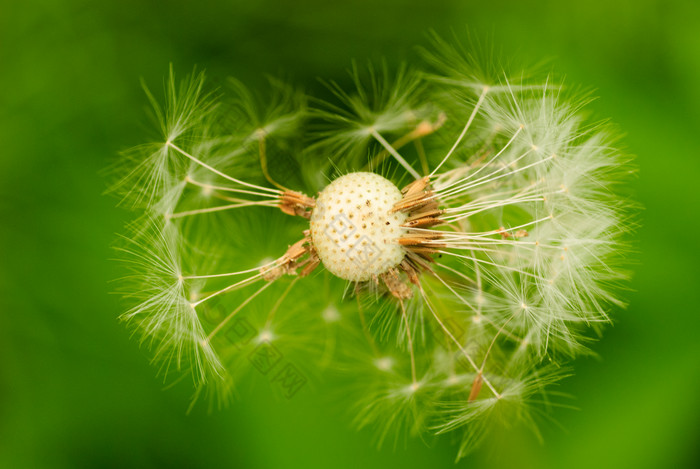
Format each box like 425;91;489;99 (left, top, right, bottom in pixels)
111;36;634;458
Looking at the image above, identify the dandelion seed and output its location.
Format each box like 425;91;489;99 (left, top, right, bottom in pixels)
374;356;395;372
257;329;274;343
113;36;635;458
322;306;341;323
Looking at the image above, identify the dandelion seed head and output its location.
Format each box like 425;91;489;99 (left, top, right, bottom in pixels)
310;172;407;282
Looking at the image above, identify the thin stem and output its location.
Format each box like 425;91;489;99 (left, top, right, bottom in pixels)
357;296;379;356
440;151;553;201
437;250;549;282
414;138;430;175
183;260;277;280
167;200;277;219
419;285;501;398
190;273;263;307
257;130;288;191
436;124;523;192
265;277;299;328
429;86;489;177
479;316;514;372
443;195;548;223
363;116;445;173
167;141;281;194
417;215;553;240
399;299;417;386
429;269;479;315
203;280;274;343
186;176;280;199
472;248;483;318
369;128;421;179
437;148;536;199
434;262;476;286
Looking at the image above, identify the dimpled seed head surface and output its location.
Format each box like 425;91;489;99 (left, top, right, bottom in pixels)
310;172;408;282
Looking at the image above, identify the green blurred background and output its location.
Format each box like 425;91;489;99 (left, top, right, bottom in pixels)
1;0;699;467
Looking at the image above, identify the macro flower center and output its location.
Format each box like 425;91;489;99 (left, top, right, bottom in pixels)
309;172;408;282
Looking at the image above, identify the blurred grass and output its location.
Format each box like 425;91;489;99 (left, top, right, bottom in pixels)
1;0;699;467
